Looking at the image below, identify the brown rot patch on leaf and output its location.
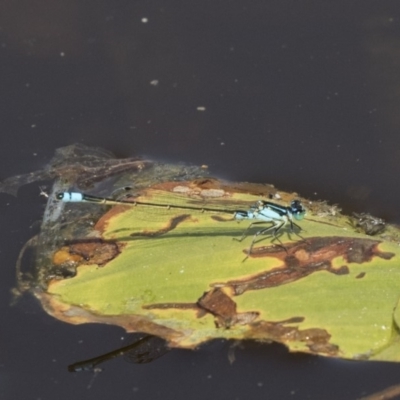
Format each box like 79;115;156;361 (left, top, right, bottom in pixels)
197;288;259;328
143;288;339;355
66;239;121;266
52;238;122;274
248;320;339;356
249;236;394;263
68;239;121;265
130;214;192;238
213;236;394;295
143;288;259;329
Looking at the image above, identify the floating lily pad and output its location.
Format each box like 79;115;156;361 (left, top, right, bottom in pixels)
7;145;400;362
28;174;400;362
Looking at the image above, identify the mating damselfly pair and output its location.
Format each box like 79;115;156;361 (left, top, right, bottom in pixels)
56;191;306;258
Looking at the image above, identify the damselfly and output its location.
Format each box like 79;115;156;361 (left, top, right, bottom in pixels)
233;199;306;258
56;192;306;257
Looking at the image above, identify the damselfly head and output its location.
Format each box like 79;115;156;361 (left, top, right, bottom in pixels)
290;200;306;220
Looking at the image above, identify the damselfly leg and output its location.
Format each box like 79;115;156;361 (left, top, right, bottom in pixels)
237;219;288;261
233;200;307;261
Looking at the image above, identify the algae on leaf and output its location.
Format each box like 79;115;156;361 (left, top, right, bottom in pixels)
10;145;400;362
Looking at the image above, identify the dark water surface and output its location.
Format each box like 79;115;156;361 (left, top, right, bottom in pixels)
1;1;400;399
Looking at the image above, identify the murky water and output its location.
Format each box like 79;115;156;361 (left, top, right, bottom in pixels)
1;2;400;399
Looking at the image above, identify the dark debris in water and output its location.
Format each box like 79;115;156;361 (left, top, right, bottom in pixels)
351;212;386;236
0;144;152;196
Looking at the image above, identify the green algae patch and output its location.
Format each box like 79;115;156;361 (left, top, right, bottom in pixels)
32;177;400;362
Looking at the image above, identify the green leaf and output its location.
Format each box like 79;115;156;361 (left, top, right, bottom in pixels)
34;182;400;361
